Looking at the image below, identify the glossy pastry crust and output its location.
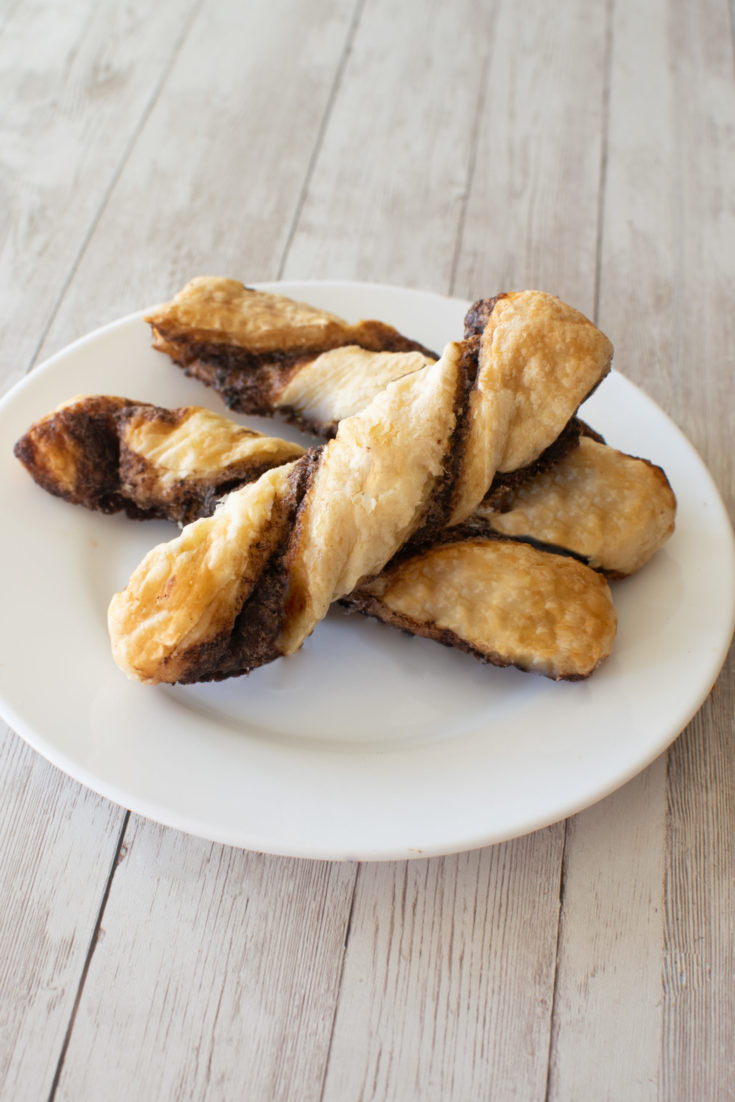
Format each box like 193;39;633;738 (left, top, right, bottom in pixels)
478;435;676;576
13;395;304;525
108;463;303;684
109;291;614;684
145;281;613;456
344;533;617;681
16;393;620;684
17;393;674;581
145;277;437;431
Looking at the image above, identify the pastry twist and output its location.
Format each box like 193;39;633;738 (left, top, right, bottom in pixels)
343;525;617;681
146;279;674;575
107;291;613;684
13;395;304;525
146;277;437;435
14;395;675;578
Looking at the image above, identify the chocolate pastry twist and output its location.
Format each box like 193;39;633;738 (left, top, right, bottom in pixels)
478;433;676;577
18;396;680;680
13;396;304;525
145;277;438;436
15;396;675;579
343;526;617;681
107;290;614;684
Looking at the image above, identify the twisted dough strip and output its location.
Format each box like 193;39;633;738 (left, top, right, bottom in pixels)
146;276;437;435
343;525;617;680
478;432;675;577
108;291;613;684
146;279;674;574
14;397;675;578
13;396;304;525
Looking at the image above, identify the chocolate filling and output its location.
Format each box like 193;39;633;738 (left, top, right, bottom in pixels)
154;323;437;427
14;397;132;515
172;451;322;683
463;294;507;338
341;528;595;681
408;337;481;544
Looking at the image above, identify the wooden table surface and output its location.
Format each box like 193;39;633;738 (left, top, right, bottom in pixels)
2;1;734;1098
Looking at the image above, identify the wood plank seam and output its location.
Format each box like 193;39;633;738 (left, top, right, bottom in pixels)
276;0;367;281
20;0;205;382
448;1;499;297
542;821;569;1102
316;863;362;1102
543;2;615;1088
593;0;615;324
45;810;131;1102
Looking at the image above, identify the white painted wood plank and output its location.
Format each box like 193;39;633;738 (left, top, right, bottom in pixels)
598;10;735;1095
53;816;356;1102
0;726;124;1101
0;2;204;1095
547;761;667;1102
296;2;613;1098
545;4;672;1095
549;0;735;1097
6;4;360;1099
2;0;732;1098
597;0;735;490
282;0;496;292
321;834;564;1102
33;0;360;361
0;0;201;390
27;0;596;1093
452;0;611;312
662;660;735;1098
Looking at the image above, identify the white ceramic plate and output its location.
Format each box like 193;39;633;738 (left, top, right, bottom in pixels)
1;282;733;860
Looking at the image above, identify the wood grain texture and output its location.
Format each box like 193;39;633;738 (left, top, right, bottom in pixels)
0;0;733;1098
4;3;362;1099
321;834;564;1102
0;0;202;389
33;0;360;361
451;0;611;311
600;6;735;1096
0;1;199;1095
547;760;667;1101
663;655;735;1100
2;2;361;1098
598;0;735;501
52;817;356;1102
553;0;735;1097
0;726;124;1101
287;3;614;1098
282;0;496;291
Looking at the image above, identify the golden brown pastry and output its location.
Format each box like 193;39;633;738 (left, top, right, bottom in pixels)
478;435;676;576
146;282;617;461
13;395;304;524
14;396;617;680
344;530;617;680
109;291;613;684
145;277;437;434
15;394;675;580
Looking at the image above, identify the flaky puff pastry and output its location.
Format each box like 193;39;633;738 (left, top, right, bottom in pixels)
15;393;620;681
109;464;300;683
345;536;617;681
108;291;613;684
145;281;613;454
14;395;676;580
145;277;437;434
13;395;304;524
479;435;676;576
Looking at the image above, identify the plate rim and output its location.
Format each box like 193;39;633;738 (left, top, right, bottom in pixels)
1;279;734;860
